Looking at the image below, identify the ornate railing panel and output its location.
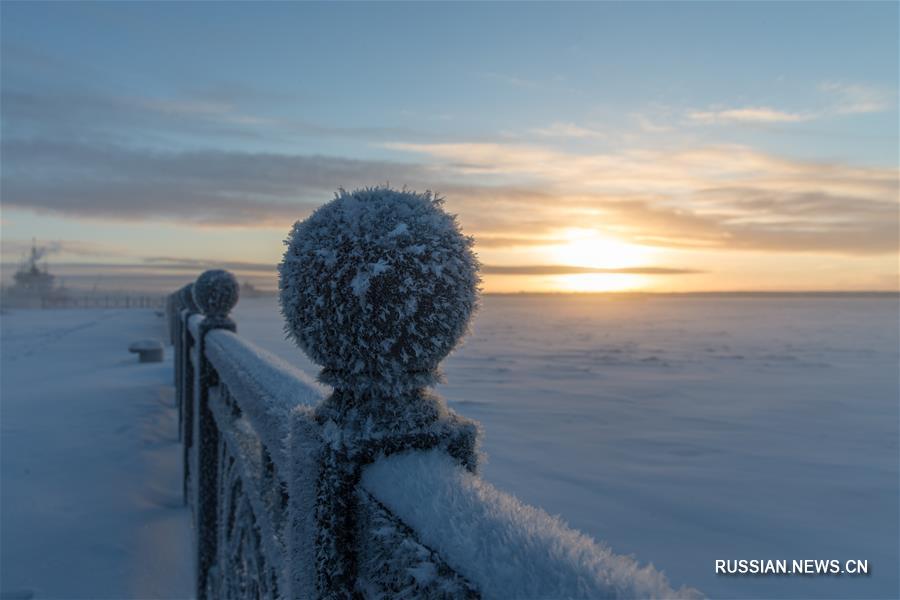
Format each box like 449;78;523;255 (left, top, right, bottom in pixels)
208;382;283;599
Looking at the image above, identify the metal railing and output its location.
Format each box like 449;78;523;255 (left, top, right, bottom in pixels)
169;274;486;599
167;273;698;600
165;189;696;600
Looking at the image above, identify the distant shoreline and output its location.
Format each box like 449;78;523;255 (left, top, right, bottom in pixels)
482;291;899;298
1;261;896;299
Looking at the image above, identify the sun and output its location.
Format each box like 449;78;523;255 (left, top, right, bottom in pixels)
549;228;653;292
551;228;650;269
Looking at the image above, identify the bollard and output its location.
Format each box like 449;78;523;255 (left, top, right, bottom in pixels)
128;339;164;362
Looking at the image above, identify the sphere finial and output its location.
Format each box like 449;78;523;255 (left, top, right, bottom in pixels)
279;187;480;396
193;269;239;320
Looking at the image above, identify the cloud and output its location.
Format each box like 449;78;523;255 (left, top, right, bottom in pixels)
389;141;898;255
0;139;429;225
473;235;568;248
820;81;892;115
631;113;673;133
5;133;895;256
529;122;606;139
3;61;897;261
482;265;702;275
0;85;441;149
688;107;812;124
2;44;448;147
136;98;275;126
141;257;276;272
689;81;894;126
5;135;896;256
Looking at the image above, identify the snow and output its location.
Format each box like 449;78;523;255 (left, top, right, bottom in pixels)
2;294;895;599
203;326;326;479
0;308;192;599
362;449;700;599
233;293;900;599
354;486;479;599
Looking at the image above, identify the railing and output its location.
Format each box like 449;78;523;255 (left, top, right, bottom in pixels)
166;187;698;600
0;292;166;309
43;294;166;309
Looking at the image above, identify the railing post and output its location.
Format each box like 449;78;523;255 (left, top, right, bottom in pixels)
191;269;239;600
178;284;199;498
278;187;481;598
170;291;183;388
175;284;197;440
166;294;176;345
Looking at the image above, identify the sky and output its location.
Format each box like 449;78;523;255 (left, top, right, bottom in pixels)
1;2;898;293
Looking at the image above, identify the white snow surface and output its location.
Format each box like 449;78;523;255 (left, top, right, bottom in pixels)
0;308;192;599
233;293;899;599
2;295;896;599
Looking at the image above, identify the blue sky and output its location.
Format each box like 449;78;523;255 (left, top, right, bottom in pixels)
2;2;897;292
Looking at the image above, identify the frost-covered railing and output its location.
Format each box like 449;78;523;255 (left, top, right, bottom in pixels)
166;188;698;600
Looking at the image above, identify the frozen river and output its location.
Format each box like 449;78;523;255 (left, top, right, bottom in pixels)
233;293;899;599
1;294;895;598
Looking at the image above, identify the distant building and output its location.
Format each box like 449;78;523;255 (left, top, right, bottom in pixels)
241;281;275;298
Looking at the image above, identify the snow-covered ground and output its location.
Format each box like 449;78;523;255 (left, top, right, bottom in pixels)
0;309;191;599
1;296;896;599
233;294;899;600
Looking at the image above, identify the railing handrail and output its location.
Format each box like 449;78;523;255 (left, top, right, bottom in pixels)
203;327;324;483
169;277;699;600
362;450;697;600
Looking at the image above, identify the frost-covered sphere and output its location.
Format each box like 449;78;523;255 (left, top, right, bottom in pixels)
193;269;239;319
279;187;480;395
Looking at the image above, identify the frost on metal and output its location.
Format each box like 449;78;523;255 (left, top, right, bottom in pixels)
279;186;480;397
207;383;283;599
355;488;478;599
278;187;483;598
311;387;481;598
363;451;703;600
165;187;701;599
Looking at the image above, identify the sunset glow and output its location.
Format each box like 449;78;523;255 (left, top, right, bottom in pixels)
0;3;896;294
551;229;652;271
547;229;653;291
